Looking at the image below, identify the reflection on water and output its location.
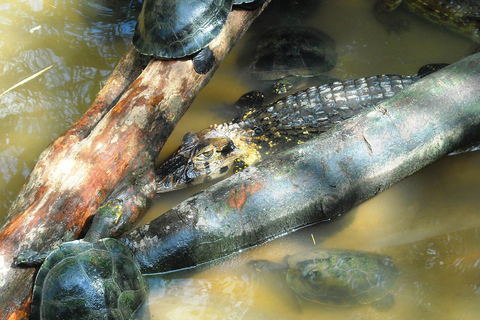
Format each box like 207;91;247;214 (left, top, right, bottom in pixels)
1;0;480;319
0;0;142;213
146;275;256;319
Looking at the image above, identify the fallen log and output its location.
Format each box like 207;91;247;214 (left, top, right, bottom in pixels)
120;53;480;274
0;5;268;319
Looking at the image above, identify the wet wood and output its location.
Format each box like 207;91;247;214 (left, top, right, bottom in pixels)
0;5;268;319
120;53;480;274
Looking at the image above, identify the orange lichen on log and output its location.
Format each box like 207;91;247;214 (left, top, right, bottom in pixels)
226;181;264;211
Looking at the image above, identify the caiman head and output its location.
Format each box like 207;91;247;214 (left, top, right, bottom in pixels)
155;123;260;193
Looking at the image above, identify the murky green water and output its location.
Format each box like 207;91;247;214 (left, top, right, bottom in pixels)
1;0;480;319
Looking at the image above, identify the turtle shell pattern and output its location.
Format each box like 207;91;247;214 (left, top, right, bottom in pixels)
132;0;234;59
31;238;148;320
286;249;398;306
249;26;337;80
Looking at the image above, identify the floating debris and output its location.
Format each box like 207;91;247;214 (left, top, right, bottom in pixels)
0;64;54;97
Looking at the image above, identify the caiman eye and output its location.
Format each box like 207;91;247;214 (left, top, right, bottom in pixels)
221;140;235;156
202;149;214;158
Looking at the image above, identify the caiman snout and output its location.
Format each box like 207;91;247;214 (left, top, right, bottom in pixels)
156;132;200;193
155;125;255;193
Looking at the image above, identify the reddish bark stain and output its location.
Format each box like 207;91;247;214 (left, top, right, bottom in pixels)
150;94;165;107
0;185;48;240
4;287;32;320
7;307;29;320
226;182;263;211
130;76;145;89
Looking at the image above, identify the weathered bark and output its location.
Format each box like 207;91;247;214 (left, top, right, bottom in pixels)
121;53;480;274
0;6;268;319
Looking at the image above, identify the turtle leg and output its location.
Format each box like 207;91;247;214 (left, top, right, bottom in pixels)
15;249;51;267
193;46;215;74
15;228;75;267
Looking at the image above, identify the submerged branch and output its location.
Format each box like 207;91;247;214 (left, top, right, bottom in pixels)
0;64;55;97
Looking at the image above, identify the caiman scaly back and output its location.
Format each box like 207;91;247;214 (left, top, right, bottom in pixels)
155;74;423;192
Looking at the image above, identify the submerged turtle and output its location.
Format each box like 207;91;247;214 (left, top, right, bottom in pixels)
17;200;149;320
248;248;399;310
247;26;337;95
132;0;265;74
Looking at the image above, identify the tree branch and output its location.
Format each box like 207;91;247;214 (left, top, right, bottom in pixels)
0;5;268;319
120;53;480;274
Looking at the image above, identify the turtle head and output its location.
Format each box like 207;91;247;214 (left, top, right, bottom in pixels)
156;124;259;193
84;199;124;242
247;259;287;273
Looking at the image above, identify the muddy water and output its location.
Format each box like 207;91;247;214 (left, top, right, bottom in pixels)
145;151;480;320
1;0;480;319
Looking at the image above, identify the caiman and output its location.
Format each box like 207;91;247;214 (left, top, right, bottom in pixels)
374;0;480;42
155;65;446;192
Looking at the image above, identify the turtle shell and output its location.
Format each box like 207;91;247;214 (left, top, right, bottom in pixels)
132;0;234;58
285;249;398;306
31;238;148;320
249;26;337;80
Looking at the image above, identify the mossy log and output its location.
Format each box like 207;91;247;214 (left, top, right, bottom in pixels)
0;5;268;319
120;53;480;274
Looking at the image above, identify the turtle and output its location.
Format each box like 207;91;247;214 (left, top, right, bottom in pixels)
132;0;266;74
248;248;399;310
16;200;149;320
246;26;338;95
